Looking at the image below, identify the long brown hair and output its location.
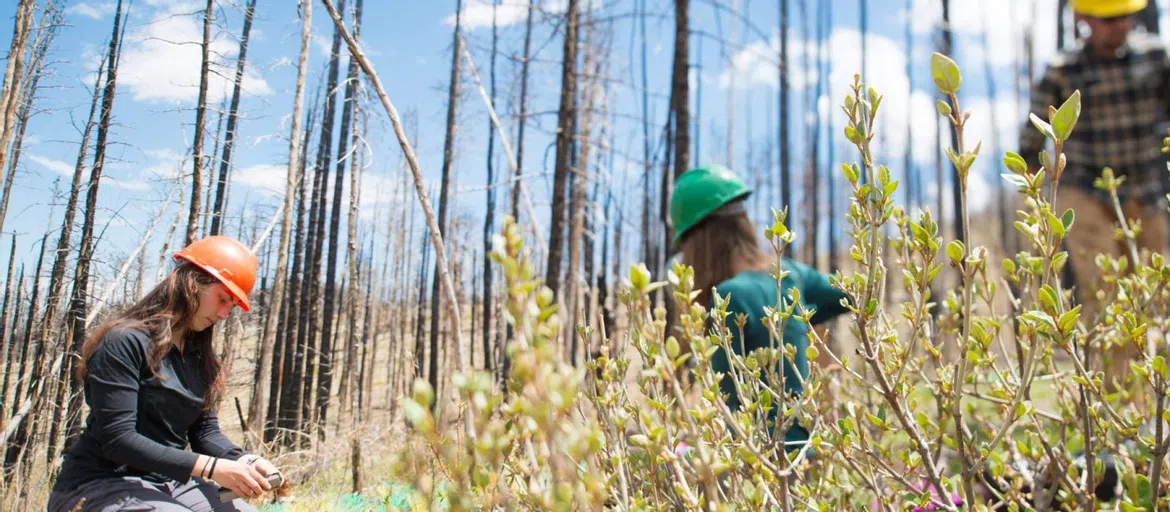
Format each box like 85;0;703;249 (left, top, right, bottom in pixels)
78;261;225;410
679;200;769;308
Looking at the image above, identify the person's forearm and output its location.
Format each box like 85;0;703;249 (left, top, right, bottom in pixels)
191;454;213;478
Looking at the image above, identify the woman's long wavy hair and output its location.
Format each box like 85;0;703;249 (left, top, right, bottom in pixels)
679;199;769;309
78;261;225;410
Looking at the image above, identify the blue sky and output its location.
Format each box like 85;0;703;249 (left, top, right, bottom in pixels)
0;0;1165;296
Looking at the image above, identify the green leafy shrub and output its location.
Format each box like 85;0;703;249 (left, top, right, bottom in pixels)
383;54;1170;512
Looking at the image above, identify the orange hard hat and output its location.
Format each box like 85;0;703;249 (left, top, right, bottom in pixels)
174;235;258;312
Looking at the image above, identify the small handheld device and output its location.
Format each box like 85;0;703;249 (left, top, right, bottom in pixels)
217;472;283;503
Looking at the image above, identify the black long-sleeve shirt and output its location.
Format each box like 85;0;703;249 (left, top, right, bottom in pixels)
52;326;247;493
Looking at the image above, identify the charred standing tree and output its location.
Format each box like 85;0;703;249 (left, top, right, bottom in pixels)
56;0;127;458
428;0;464;408
414;225;431;385
0;235;16;422
248;0;309;438
800;0;819;264
482;0;499;373
511;0;535;220
941;0;962;244
545;0;578;305
778;0;790;216
302;0;347;439
317;0;363;436
186;0;215;246
14;54;106;480
824;1;838;270
0;0;35;236
272;98;316;444
0;1;60;237
672;0;689;180
567;15;601;365
903;0;915;211
339;56;366;424
9;221;51;423
638;0;653;288
210;0;258;236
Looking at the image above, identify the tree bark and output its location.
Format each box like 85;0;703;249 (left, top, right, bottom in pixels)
186;0;215;246
318;0;363;436
779;0;789;215
545;0;579;309
482;0;500;371
247;0;309;440
210;0;258;236
511;0;535;221
301;0;347;440
54;0;126;459
0;0;35;236
427;0;464;411
0;1;59;237
941;0;962;245
0;235;16;430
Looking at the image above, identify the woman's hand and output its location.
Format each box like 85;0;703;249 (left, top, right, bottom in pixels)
241;454;280;479
211;458;270;499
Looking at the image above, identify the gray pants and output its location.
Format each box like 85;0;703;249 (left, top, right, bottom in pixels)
47;477;257;512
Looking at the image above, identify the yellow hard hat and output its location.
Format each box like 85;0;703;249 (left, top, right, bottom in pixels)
1071;0;1147;17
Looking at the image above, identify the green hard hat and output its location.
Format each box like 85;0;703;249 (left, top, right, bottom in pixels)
670;164;752;246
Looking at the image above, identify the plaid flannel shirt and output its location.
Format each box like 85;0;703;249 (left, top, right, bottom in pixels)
1019;32;1170;208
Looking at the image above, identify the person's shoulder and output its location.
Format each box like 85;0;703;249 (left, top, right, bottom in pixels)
95;323;152;356
1130;32;1169;57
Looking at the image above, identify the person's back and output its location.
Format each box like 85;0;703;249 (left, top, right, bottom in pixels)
668;164;849;453
708;261;848;450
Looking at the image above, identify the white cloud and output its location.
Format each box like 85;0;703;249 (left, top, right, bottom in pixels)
115;4;273;103
29;154;74;176
68;2;116;20
446;0;603;31
234;163;288;197
445;0;532;30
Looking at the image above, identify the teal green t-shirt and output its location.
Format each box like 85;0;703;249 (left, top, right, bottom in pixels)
708;261;849;450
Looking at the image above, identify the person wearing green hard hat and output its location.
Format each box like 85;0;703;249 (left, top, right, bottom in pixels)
670;164;849;453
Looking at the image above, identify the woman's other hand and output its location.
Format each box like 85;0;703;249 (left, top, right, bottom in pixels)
212;458;270;499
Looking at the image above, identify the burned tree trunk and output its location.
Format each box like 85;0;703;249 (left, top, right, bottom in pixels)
481;0;498;374
186;0;215;246
0;0;35;236
0;2;60;237
55;0;126;458
247;0;309;439
0;235;16;425
779;0;790;216
318;0;363;436
428;0;464;410
546;0;579;305
301;0;347;439
567;15;600;365
210;0;258;236
511;0;535;220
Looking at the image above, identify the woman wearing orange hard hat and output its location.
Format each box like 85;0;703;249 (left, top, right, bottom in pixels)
48;236;280;511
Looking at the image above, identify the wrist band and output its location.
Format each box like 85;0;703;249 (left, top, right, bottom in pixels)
208;458;219;479
201;457;211;479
